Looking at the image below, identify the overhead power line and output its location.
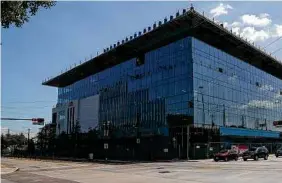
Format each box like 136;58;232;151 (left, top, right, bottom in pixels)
3;100;56;104
1;105;52;109
271;48;282;55
263;36;282;49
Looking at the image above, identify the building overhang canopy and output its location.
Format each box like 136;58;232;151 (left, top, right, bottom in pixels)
43;9;282;87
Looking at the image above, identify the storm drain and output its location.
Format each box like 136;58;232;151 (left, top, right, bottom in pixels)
157;167;164;169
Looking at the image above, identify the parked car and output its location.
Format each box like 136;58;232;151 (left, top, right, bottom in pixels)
214;149;239;162
242;146;269;161
275;147;282;158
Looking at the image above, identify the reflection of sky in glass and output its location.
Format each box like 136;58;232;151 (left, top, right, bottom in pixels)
55;35;282;134
192;38;282;131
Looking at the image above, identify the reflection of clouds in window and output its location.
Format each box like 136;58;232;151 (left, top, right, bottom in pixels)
274;92;282;99
248;100;275;109
58;110;65;120
194;90;198;98
228;74;238;82
90;78;97;83
260;84;274;92
239;99;282;110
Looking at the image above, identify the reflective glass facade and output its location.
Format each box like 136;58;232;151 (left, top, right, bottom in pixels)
56;36;282;134
192;38;282;131
58;37;194;135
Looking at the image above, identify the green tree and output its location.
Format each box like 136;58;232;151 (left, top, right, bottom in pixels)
86;128;98;153
36;123;56;155
36;130;45;154
72;120;81;157
3;133;26;148
1;133;27;155
1;134;8;152
55;131;71;157
1;1;56;28
28;139;35;155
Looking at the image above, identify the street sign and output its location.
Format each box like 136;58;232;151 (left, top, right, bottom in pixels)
163;148;168;153
104;143;108;149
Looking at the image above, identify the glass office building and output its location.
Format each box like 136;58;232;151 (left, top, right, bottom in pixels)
53;36;282;135
45;8;282;143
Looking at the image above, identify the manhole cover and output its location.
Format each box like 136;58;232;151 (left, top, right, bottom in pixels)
159;171;170;174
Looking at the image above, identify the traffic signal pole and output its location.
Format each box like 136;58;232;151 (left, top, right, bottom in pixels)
1;118;45;125
1;118;33;121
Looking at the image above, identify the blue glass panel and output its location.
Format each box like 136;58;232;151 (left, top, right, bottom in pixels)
220;127;280;138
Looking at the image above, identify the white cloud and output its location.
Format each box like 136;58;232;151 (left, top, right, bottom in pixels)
1;127;9;132
223;21;242;35
223;22;229;28
241;14;272;27
232;27;240;35
210;3;233;17
209;6;281;60
259;13;270;18
274;24;282;37
231;21;242;27
241;27;270;42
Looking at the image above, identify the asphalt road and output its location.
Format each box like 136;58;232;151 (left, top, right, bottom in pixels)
2;156;282;183
1;179;16;183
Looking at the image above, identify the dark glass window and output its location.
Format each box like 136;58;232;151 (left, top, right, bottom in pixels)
218;67;223;73
136;54;145;66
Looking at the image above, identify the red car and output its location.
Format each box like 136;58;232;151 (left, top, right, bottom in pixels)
214;149;239;162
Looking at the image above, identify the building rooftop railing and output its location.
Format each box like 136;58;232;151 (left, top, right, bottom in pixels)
42;5;282;87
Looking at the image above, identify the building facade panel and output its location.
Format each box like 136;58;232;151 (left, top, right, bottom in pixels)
192;38;282;131
79;94;100;132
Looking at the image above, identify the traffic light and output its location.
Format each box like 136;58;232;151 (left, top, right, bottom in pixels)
32;118;44;125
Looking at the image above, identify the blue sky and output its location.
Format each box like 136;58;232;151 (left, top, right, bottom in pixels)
1;1;282;136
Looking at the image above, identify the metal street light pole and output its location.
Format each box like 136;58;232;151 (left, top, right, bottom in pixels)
103;121;110;161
